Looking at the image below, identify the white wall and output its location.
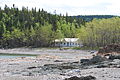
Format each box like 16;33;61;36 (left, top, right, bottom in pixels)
55;42;81;47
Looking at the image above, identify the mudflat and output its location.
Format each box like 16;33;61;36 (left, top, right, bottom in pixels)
0;48;120;80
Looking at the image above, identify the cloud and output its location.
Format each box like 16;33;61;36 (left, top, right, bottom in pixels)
0;0;120;16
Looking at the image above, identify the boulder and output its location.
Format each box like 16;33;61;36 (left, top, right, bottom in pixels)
109;55;120;60
80;56;108;64
64;75;96;80
65;76;80;80
90;56;107;64
98;43;120;55
80;59;90;63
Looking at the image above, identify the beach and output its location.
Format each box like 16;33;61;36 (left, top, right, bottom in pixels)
0;48;120;80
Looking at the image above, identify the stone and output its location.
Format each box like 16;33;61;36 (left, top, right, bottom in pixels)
97;43;120;55
81;56;108;65
96;64;108;68
64;75;96;80
27;66;37;69
22;72;34;76
109;55;120;60
65;76;80;80
54;60;63;62
90;56;107;64
80;59;90;64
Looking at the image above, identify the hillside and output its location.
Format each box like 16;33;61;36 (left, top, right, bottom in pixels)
73;15;118;21
0;5;119;48
0;5;85;48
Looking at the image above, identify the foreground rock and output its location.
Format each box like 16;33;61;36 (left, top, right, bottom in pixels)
97;43;120;56
109;54;120;60
1;48;120;80
80;55;108;65
64;75;96;80
80;54;120;69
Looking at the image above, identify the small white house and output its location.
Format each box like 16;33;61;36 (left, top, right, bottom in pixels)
54;38;83;47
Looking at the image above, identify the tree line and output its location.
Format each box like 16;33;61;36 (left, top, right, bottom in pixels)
0;4;119;49
0;4;85;48
74;15;116;22
77;17;120;48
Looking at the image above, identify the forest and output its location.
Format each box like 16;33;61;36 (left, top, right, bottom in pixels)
77;18;120;48
74;15;117;21
0;4;120;48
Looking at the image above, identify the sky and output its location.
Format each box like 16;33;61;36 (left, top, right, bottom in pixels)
0;0;120;16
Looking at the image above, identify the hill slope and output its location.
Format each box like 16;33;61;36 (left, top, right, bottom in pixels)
73;15;118;21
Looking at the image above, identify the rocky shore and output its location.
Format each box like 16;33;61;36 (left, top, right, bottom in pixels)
0;48;120;80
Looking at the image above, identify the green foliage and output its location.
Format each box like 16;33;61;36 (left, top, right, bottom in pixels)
34;23;53;47
74;15;117;22
0;21;6;38
54;29;64;39
0;5;85;48
2;29;25;48
0;5;119;49
77;17;120;48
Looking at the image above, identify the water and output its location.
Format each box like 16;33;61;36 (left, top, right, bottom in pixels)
0;54;36;59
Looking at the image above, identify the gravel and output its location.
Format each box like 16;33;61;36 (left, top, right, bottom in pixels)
0;48;120;80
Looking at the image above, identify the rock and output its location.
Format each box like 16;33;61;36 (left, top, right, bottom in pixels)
109;55;120;60
96;64;109;68
90;56;107;64
22;72;34;76
108;59;120;68
79;75;96;80
54;60;63;62
64;75;96;80
80;59;90;64
72;61;79;63
97;43;120;55
8;63;19;65
60;65;76;69
43;63;79;70
81;56;108;65
27;66;37;69
113;59;120;63
65;76;80;80
98;47;105;53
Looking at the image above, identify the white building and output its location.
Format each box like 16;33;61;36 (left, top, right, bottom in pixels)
54;38;83;47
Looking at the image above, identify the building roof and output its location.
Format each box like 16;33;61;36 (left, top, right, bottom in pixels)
55;38;79;42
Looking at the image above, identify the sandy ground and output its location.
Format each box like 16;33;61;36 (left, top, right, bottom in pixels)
0;48;120;80
0;48;93;60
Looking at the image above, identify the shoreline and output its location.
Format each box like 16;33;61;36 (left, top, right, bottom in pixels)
0;48;93;60
1;48;119;80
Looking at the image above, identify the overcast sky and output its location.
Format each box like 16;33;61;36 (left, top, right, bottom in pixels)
0;0;120;16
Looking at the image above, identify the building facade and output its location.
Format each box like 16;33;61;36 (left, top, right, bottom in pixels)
54;38;83;47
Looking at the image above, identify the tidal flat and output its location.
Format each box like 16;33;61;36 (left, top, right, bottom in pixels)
0;48;120;80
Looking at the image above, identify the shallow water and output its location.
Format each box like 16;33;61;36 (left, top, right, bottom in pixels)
0;54;36;59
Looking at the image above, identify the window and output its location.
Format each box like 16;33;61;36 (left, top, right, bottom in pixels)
73;43;74;45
